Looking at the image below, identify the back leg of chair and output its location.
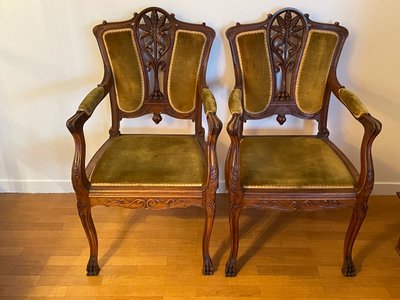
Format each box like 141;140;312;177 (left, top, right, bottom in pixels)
225;200;242;277
77;201;100;276
342;200;368;277
202;193;216;275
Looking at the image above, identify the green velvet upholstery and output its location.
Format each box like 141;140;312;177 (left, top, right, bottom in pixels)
338;88;368;118
78;87;105;116
240;136;356;188
296;30;338;114
168;30;206;113
229;89;243;115
90;135;206;186
236;30;272;114
200;88;217;114
103;29;144;112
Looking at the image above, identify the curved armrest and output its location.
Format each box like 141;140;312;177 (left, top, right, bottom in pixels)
200;88;217;114
328;74;368;119
337;88;368;119
328;75;382;194
78;86;107;116
66;86;109;193
229;88;243;115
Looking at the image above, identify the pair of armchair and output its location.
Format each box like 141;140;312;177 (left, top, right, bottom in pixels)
67;7;381;277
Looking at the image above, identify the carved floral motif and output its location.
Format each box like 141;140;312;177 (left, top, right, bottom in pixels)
137;9;172;101
99;198;192;210
250;199;347;211
270;10;306;101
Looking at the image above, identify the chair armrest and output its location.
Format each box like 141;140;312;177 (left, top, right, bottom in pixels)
200;88;217;114
328;74;382;194
328;74;368;119
78;86;107;116
337;88;368;119
229;88;243;115
66;86;109;193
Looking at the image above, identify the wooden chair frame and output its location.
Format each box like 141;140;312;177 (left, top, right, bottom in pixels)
66;7;222;276
224;8;382;277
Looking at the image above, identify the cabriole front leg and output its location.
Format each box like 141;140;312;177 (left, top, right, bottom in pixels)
77;201;100;276
225;199;242;277
342;201;368;276
202;194;216;275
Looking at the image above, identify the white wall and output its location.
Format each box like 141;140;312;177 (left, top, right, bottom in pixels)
0;0;399;194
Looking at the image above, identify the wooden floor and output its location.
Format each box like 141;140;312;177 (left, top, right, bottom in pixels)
0;193;399;299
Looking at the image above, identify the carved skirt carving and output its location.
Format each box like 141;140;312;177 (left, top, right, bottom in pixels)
91;197;202;210
244;199;355;211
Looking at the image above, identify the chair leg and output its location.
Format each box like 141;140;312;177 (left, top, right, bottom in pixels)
397;237;400;256
77;201;100;276
225;202;242;277
202;194;216;275
342;201;368;277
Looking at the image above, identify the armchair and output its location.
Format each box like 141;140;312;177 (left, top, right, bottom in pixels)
224;8;381;277
66;7;222;276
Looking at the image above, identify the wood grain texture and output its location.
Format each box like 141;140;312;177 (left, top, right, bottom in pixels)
0;193;399;299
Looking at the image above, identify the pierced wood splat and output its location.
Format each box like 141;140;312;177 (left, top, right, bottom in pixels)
137;9;172;101
270;10;306;101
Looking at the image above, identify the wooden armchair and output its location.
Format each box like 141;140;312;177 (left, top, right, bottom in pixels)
66;7;222;276
224;8;382;277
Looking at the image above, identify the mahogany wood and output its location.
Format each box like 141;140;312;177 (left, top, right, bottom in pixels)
224;8;382;277
66;7;221;276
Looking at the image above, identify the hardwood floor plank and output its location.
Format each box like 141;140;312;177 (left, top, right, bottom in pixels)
0;194;398;299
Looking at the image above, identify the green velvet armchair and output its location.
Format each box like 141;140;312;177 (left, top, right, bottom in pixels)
66;7;222;276
224;8;382;277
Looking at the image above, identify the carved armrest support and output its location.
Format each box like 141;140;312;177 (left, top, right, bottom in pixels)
357;113;382;194
199;88;222;189
205;111;222;190
66;111;90;192
66;85;110;193
226;103;244;194
328;74;382;194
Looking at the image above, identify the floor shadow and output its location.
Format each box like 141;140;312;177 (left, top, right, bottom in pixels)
354;221;400;272
212;206;292;273
98;210;144;267
236;212;292;273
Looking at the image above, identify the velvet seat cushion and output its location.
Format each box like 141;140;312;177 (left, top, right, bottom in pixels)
90;135;206;186
240;136;356;189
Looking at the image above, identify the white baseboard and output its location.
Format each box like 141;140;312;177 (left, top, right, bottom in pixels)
0;180;73;193
0;180;398;195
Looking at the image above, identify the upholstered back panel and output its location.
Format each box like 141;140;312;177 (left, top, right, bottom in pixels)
103;29;144;113
94;7;214;125
296;30;338;114
236;30;272;114
168;30;206;113
227;8;347;121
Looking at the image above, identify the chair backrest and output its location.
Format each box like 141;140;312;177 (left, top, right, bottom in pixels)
93;7;215;132
226;8;348;126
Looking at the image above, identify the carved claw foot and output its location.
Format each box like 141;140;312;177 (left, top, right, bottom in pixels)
86;256;100;276
225;258;237;277
341;259;356;277
202;257;214;275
